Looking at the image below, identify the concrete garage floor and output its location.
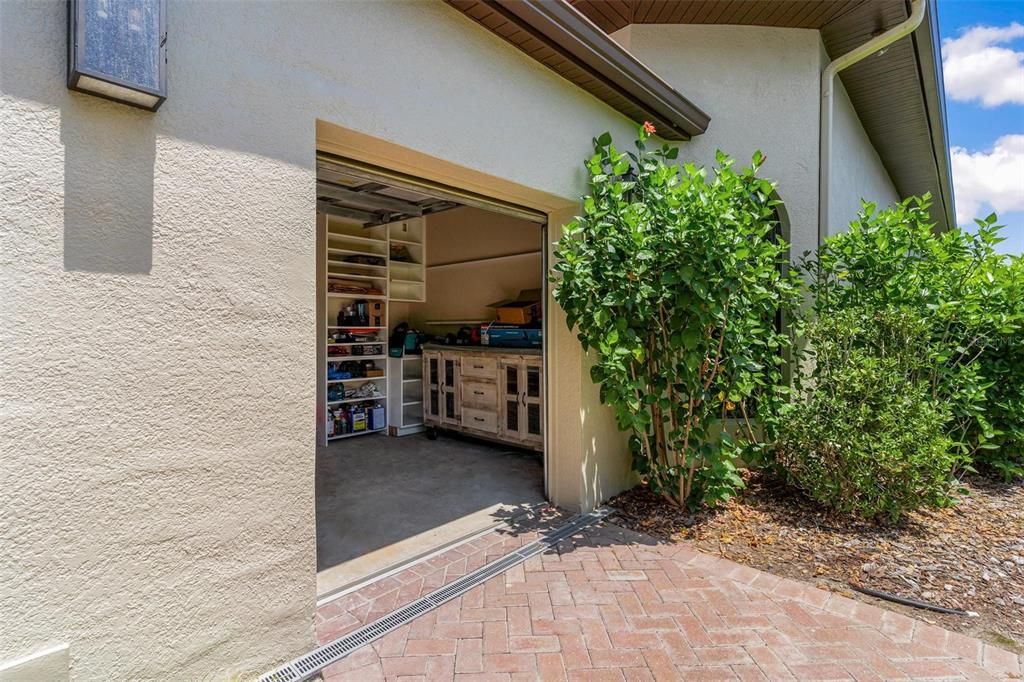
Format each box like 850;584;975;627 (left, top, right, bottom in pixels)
315;432;545;597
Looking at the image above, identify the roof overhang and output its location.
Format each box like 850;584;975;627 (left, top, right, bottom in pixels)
445;0;710;140
448;0;954;231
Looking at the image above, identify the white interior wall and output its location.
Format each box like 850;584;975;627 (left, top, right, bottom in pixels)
400;207;542;336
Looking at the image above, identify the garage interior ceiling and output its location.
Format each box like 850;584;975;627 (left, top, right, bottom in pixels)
317;158;460;227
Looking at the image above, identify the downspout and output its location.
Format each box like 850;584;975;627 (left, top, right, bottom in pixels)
818;0;927;247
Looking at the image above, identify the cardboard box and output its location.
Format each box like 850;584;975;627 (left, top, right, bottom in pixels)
488;289;541;325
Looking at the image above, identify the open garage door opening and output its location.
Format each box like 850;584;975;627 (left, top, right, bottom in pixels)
314;153;550;599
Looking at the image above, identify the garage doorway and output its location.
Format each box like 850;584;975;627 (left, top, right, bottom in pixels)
314;153;550;598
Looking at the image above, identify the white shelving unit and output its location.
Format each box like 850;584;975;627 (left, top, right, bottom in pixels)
387;355;425;436
387;219;426;303
317;213;390;445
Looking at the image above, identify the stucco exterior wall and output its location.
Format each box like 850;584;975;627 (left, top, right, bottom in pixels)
623;24;824;260
0;0;635;679
2;2;899;679
828;73;901;235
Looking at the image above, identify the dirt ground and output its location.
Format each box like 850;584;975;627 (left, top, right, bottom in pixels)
609;474;1024;652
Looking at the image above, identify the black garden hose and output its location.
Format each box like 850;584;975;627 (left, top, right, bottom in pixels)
849;583;976;617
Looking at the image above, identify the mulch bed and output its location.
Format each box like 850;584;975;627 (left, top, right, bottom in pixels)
609;473;1024;652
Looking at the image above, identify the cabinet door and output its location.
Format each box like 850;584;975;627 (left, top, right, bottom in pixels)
498;359;522;441
521;360;544;447
441;353;461;426
423;351;442;423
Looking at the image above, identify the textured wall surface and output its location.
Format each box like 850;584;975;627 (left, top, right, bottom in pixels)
828;76;901;235
1;0;895;678
0;0;634;679
624;25;824;259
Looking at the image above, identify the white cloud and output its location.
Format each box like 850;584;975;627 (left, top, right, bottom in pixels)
942;23;1024;107
951;134;1024;225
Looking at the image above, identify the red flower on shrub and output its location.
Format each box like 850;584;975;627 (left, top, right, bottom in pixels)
643;121;656;135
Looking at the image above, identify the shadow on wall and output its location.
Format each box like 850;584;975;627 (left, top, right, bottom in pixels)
0;0;156;274
60;98;155;274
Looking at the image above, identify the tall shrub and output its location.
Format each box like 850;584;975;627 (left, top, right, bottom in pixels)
776;308;960;522
551;125;800;509
802;198;1024;478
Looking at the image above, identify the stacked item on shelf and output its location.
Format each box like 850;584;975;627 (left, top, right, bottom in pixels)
327;360;385;380
327;401;386;438
480;289;543;349
328;277;384;297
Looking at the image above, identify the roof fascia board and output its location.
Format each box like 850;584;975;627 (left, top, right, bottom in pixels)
911;0;956;231
487;0;711;139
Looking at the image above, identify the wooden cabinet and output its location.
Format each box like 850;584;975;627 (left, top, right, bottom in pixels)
499;358;543;448
422;347;543;451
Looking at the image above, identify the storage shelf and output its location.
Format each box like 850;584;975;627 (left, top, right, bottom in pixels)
327;292;386;300
328;354;388;361
328;396;386;405
329;273;386;282
403;400;423;407
402;377;421;383
389;298;426;303
328;247;387;258
389;238;423;246
327;233;386;245
328;325;386;330
328;426;387;441
389;278;424;285
328;341;386;347
327;259;387;271
327;376;387;384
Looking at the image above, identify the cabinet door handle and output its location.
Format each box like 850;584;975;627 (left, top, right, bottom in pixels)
473;390;485;396
520;391;526;406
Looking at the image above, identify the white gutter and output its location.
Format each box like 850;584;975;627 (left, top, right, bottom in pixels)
818;0;927;247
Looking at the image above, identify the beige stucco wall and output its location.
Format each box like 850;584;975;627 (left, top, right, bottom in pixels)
622;24;824;259
2;1;897;679
828;72;901;235
0;0;635;679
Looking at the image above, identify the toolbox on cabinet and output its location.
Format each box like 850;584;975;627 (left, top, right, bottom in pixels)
480;323;542;348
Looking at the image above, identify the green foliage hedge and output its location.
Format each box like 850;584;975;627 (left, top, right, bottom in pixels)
552;128;1024;519
551;126;800;509
803;199;1024;481
776;309;960;522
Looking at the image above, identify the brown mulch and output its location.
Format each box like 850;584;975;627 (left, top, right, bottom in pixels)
609;473;1024;652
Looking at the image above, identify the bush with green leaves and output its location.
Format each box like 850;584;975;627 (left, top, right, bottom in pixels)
551;125;800;509
776;308;961;522
802;198;1024;479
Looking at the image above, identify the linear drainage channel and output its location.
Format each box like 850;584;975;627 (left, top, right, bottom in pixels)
258;508;613;682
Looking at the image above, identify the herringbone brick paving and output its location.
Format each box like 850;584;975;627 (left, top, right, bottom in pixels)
314;517;1021;681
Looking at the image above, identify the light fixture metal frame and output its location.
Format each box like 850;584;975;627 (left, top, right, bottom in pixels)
66;0;168;111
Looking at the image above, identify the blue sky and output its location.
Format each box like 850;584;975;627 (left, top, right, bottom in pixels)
937;0;1024;253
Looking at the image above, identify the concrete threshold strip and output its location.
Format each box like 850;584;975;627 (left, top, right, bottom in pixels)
316;501;551;609
259;508;614;682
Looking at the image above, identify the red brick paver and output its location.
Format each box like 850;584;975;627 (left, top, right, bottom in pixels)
316;519;1019;681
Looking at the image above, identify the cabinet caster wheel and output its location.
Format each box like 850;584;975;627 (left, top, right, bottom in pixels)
425;428;439;441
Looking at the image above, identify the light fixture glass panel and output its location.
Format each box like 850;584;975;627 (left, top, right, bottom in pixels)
80;0;161;90
75;74;160;109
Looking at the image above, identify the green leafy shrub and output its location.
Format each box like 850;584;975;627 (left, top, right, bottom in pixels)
804;200;1024;479
776;308;961;522
551;125;800;509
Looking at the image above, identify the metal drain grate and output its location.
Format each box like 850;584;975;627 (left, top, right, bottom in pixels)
258;508;612;682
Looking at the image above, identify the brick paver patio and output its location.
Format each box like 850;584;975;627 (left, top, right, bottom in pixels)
314;516;1021;681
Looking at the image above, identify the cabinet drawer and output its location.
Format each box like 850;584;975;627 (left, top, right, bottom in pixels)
462;381;497;408
462;407;498;433
461;356;497;379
